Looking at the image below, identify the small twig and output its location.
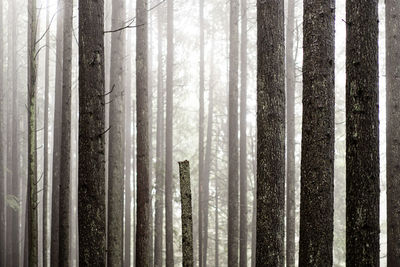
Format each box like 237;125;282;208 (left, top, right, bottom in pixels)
98;126;111;137
100;84;115;97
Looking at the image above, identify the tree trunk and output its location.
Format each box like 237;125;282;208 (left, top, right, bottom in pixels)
198;0;205;266
154;4;164;266
386;1;400;266
299;0;335;265
51;0;64;264
78;0;106;264
27;0;38;264
136;0;150;265
346;0;379;266
179;161;194;267
59;0;73;264
285;0;296;266
239;0;247;265
108;0;125;264
228;0;239;265
165;0;174;265
214;158;219;267
256;0;285;266
42;0;50;265
0;0;4;263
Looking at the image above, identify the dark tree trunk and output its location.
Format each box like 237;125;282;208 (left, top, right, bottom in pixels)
346;0;380;266
299;0;335;265
228;0;239;265
285;0;296;266
198;0;205;266
51;1;64;264
108;0;125;264
386;1;400;266
239;0;248;265
59;0;73;265
136;0;150;265
256;0;285;265
179;161;194;267
78;0;106;264
154;4;165;266
27;0;38;264
42;0;50;265
165;0;174;265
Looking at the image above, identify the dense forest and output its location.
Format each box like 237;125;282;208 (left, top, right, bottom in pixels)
0;0;398;266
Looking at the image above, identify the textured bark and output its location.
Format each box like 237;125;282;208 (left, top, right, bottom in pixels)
256;0;285;265
198;0;205;266
42;0;50;265
165;0;174;265
228;0;239;265
28;0;38;264
136;0;150;265
78;0;106;264
346;0;380;266
154;5;164;266
299;0;335;265
239;0;247;265
285;0;295;266
0;0;4;264
108;0;125;264
51;1;63;264
386;1;400;266
59;0;73;265
179;161;194;267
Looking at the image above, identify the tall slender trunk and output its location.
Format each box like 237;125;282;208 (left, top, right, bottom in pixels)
228;0;239;265
136;0;150;265
198;0;205;265
386;1;400;266
165;0;174;265
42;0;50;265
256;0;285;265
0;0;4;263
59;0;73;264
154;4;164;266
179;161;194;267
214;158;219;267
239;0;248;265
346;0;379;266
27;0;38;264
108;0;125;264
299;0;335;265
285;1;296;266
51;1;64;264
78;0;106;264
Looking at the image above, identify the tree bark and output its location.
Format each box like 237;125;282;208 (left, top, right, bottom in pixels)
0;0;4;263
179;161;194;267
165;0;174;265
256;0;285;265
285;0;296;266
108;0;125;264
239;0;248;265
299;0;335;265
386;1;400;266
136;0;150;265
78;0;106;264
228;0;239;265
346;0;379;266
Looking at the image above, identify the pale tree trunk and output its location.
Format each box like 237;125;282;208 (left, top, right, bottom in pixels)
256;0;285;266
214;156;219;267
107;0;126;264
285;0;295;266
346;0;379;266
239;0;247;265
386;1;400;266
299;0;335;265
165;0;174;265
179;161;194;267
154;4;164;266
0;0;4;263
78;0;106;264
136;0;150;265
28;0;38;264
228;0;239;265
59;0;73;264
